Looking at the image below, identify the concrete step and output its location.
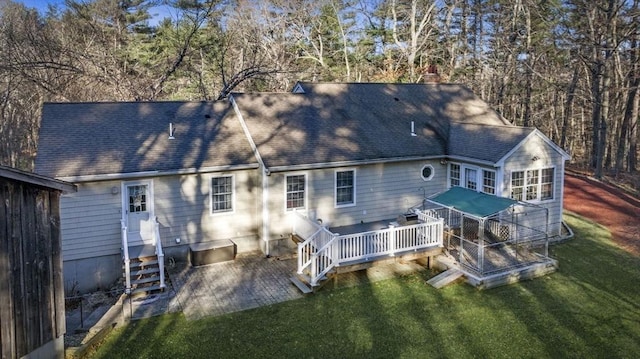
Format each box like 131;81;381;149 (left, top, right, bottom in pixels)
427;268;464;289
289;275;313;294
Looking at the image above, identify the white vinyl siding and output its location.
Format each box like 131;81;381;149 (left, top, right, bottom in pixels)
59;170;261;263
59;181;125;261
267;160;447;236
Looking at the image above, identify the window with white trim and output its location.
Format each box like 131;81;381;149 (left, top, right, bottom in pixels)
421;164;434;181
450;163;460;187
450;163;496;195
211;176;233;213
540;168;555;200
511;171;525;200
511;167;554;202
482;170;496;194
286;174;306;210
335;170;355;206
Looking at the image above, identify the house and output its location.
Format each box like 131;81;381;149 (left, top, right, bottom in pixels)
1;165;76;359
35;82;570;294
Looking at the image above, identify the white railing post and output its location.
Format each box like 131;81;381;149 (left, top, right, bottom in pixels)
121;219;131;294
152;216;166;289
389;223;396;256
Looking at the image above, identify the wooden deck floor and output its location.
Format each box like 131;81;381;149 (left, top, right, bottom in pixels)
329;218;396;235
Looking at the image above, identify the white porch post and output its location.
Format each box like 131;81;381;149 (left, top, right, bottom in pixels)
262;167;270;256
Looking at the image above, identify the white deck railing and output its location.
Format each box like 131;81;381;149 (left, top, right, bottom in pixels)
151;216;166;289
121;219;132;294
293;211;444;286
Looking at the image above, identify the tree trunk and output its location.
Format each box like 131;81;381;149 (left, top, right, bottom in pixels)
561;67;579;149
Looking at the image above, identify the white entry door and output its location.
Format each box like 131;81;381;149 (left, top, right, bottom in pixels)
122;180;154;247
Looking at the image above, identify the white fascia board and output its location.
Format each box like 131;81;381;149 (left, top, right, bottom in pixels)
267;155;443;173
443;155;498;168
57;163;260;183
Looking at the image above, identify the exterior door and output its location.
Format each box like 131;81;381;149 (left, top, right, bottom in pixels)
122;181;154;246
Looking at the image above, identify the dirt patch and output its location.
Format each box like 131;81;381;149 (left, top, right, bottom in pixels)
564;172;640;256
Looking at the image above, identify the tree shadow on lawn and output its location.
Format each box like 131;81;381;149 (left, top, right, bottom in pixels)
476;212;640;358
89;213;640;359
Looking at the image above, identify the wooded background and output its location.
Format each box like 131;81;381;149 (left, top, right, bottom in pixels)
0;0;638;180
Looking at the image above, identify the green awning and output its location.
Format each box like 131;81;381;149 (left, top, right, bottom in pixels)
428;187;517;219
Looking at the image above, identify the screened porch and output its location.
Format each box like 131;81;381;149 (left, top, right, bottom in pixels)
423;187;554;278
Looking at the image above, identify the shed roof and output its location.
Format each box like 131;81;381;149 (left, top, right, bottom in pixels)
428;186;518;218
0;165;76;193
36;101;259;179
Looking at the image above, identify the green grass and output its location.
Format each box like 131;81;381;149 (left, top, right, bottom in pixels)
90;212;640;359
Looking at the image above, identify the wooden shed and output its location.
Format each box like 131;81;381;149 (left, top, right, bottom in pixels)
0;165;76;359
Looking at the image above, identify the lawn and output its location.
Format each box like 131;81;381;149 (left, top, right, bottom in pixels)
90;212;640;359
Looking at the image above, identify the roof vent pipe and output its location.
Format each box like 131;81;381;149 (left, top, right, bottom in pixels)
411;121;417;136
169;123;175;140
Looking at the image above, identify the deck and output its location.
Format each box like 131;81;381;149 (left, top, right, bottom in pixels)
292;211;444;287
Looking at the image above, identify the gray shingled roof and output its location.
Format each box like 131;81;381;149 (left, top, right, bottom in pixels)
448;123;534;163
233;82;512;169
35;101;258;178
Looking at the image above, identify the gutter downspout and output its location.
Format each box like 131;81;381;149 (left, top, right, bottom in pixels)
230;95;272;256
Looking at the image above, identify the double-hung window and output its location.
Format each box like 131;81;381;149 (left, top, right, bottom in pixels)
450;163;461;187
286;174;306;210
482;170;496;194
211;176;233;214
511;167;554;202
335;170;355;206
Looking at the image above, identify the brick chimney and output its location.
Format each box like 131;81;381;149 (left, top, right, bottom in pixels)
424;64;441;84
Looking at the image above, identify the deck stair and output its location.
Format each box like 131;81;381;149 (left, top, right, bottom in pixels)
290;210;445;294
121;217;166;296
289;274;313;294
427;268;464;289
125;255;165;296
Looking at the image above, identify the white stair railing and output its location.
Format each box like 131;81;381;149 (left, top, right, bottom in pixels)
121;219;131;294
151;216;166;289
295;210;444;287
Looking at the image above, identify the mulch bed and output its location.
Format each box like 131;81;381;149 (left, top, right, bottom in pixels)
563;172;640;256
